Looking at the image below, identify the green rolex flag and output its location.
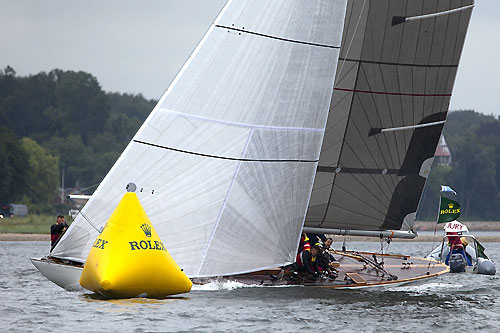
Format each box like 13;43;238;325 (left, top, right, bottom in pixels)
437;197;461;224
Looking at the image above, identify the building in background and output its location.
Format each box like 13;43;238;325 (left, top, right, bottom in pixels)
435;135;452;166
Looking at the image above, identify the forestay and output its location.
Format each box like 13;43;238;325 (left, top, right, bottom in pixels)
52;0;348;277
306;0;474;233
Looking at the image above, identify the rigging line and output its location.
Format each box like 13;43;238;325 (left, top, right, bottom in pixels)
336;0;367;79
196;129;254;276
344;119;393;199
437;2;468;117
319;0;368;227
133;140;318;163
334;87;451;97
354;79;396;183
214;25;341;49
68;183;99;195
392;4;474;26
376;52;401;168
415;0;426;126
67;198;101;233
356;66;397;170
426;1;440;127
320;57;363;227
156;108;324;132
333;60;358;88
396;0;409;155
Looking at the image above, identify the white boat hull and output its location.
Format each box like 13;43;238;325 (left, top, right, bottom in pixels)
30;257;83;291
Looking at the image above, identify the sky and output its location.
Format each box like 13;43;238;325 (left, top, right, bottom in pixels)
1;0;498;115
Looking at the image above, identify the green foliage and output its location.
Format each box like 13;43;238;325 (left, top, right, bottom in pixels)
0;67;155;213
419;110;500;220
0;127;29;203
20;137;59;213
0;214;60;234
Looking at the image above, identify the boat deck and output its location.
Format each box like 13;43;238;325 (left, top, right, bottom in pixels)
193;251;449;289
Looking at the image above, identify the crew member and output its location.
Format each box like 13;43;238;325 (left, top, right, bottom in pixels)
298;232;311;254
51;215;69;250
296;245;321;280
307;233;327;247
445;232;470;265
317;238;338;276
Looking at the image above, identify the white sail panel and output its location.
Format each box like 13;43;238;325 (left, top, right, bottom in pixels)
217;0;345;47
159;28;339;129
198;161;315;276
52;0;348;277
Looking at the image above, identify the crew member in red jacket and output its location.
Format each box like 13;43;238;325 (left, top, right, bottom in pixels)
50;215;68;250
445;232;470;265
296;245;321;280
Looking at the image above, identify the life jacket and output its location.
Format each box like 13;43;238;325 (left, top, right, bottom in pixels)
298;235;311;254
447;232;463;249
296;250;316;268
50;224;67;247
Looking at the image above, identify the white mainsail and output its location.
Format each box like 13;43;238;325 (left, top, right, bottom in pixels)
52;0;348;277
305;0;474;235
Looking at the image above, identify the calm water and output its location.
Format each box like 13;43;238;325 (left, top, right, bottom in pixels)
1;241;500;332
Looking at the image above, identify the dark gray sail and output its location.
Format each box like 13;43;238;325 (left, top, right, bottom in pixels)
306;0;474;234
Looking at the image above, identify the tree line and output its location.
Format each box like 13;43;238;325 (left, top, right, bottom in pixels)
418;111;500;221
1;67;500;220
0;67;155;213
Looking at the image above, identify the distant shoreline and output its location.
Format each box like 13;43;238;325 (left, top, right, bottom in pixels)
2;232;500;242
0;233;50;241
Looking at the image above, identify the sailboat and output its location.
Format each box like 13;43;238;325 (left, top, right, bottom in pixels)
32;0;474;290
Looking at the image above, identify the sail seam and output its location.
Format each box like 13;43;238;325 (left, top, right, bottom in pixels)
156;108;324;132
334;87;451;97
336;0;367;79
215;25;341;49
133;140;318;163
196;128;254;276
319;68;362;226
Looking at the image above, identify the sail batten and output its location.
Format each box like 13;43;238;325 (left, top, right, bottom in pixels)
215;25;341;49
133;140;320;163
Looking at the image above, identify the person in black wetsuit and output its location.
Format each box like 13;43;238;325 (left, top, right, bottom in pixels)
50;215;68;250
296;245;321;280
317;238;338;279
307;233;327;247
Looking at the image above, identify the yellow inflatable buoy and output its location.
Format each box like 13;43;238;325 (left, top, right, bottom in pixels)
79;191;192;298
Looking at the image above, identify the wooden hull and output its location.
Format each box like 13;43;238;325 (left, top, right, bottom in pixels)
31;251;448;292
193;251;449;289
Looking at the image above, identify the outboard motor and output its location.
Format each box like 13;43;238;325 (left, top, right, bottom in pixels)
449;253;466;273
477;258;496;275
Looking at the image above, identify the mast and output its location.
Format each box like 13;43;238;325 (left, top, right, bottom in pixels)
305;0;474;237
51;0;348;277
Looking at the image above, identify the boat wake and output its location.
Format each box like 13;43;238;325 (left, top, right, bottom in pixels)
388;281;465;294
191;280;295;291
191;280;261;291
